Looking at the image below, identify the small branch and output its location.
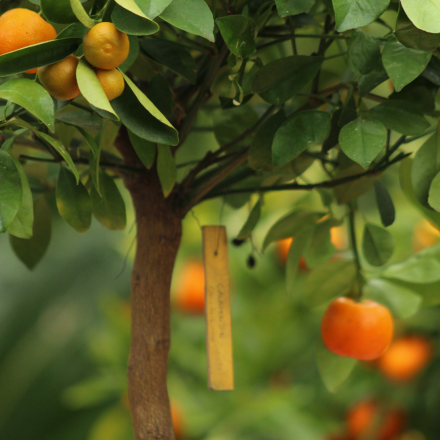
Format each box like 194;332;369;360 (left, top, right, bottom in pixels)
257;32;350;40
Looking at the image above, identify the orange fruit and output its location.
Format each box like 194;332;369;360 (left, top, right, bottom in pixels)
95;68;125;101
412;219;440;252
347;400;405;440
174;261;205;314
321;297;394;360
377;336;432;381
83;22;129;70
171;402;183;439
0;8;57;73
38;55;81;101
330;226;348;250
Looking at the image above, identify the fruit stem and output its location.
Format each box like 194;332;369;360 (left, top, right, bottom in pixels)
348;204;363;301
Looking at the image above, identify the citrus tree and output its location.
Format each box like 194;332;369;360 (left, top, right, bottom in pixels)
2;0;440;439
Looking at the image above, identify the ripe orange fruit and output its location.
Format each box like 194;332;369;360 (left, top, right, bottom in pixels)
38;55;81;101
83;22;130;70
0;8;57;73
171;402;183;439
95;68;125;101
412;219;440;252
377;336;432;382
346;400;405;440
321;297;394;360
330;226;347;250
174;261;205;314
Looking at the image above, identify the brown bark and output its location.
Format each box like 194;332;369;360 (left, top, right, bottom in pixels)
116;129;183;440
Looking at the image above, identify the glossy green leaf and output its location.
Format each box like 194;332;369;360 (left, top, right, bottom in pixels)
401;0;440;34
56;22;89;39
140;39;197;83
147;74;173;118
275;0;315;17
374;181;395;227
216;16;256;58
0;79;55;132
411;134;440;208
40;0;86;24
369;101;430;135
272;111;331;167
157;145;177;197
248;110;286;172
237;198;261;240
428;171;440;211
395;7;440;51
112;3;160;35
0;38;82;77
316;344;357;392
0;151;22;233
77;58;119;120
160;0;215;42
90;170;127;231
75;126;100;157
348;30;380;75
10;196;52;270
333;0;390;32
382;37;432;92
252;56;324;105
70;0;95;28
364;278;421;318
303;259;357;307
358;60;389;96
7;156;33;239
362;223;394;267
128;129;156;169
136;0;173;19
339;117;386;169
56;167;92;233
115;0;157;21
56;111;103;131
262;210;322;251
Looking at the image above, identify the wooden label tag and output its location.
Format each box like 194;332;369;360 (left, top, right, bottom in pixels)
202;226;234;391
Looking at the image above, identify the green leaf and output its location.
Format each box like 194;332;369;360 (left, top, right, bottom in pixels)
0;151;22;233
136;0;173;19
401;0;440;34
272;111;331;167
358;60;389;97
303;259;357;307
74;126;100;157
10;196;52;270
56;22;89;39
428;171;440;211
216;16;256;58
128;129;156;168
41;0;86;24
56;111;103;131
248;110;286;172
70;0;95;28
119;35;140;72
89;144;101;195
364;278;421;319
0;38;82;77
262;210;322;251
160;0;215;42
411;134;440;208
0;79;55;132
374;181;395;227
348;30;380;75
157;145;177;197
339;117;387;169
140;39;197;83
333;0;390;32
76;58;119;120
275;0;315;17
395;7;440;52
56;167;92;233
112;76;178;146
112;3;160;35
369;101;430;136
316;344;357;392
382;37;432;92
147;74;173;118
237;198;261;240
252;55;324;105
362;223;394;267
90;170;127;231
115;0;158;21
286;225;315;295
7;156;33;239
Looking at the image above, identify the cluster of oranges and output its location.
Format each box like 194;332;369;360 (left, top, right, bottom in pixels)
0;8;128;102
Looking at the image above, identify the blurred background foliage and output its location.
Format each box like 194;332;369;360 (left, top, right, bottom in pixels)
2;1;440;440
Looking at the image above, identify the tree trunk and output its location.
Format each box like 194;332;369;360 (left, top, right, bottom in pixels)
117;129;183;440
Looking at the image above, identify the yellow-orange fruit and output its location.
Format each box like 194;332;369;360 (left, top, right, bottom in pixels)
0;8;57;73
174;261;205;314
413;219;440;252
38;55;81;101
171;402;183;439
321;297;394;360
95;68;125;101
83;22;129;70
